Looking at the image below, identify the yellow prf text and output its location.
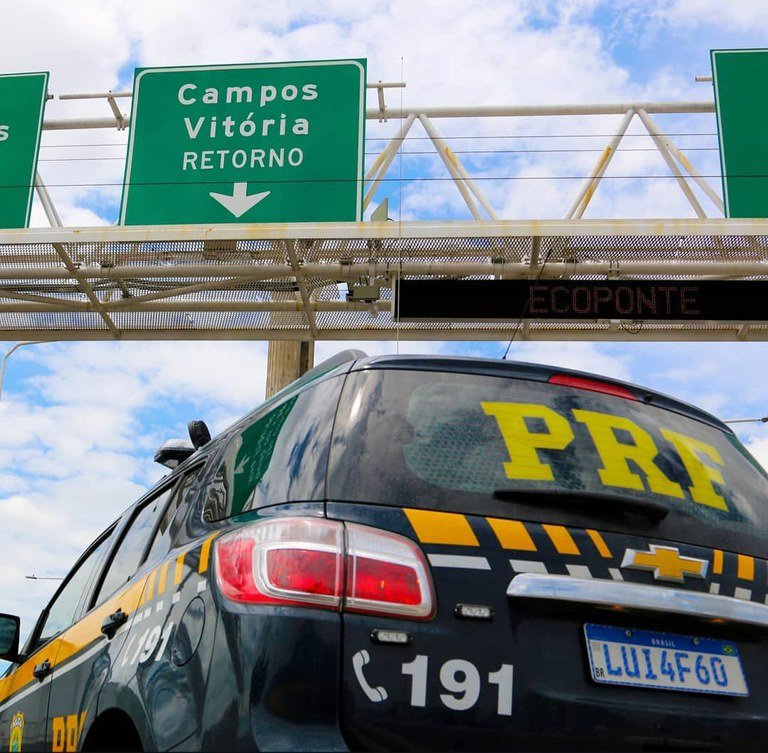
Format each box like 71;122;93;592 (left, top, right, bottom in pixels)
482;401;728;511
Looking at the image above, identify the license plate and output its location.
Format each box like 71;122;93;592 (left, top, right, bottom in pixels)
584;624;748;697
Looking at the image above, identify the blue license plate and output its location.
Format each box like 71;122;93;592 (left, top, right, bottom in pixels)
584;624;748;697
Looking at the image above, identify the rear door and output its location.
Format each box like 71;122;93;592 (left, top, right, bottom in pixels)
45;484;176;752
328;364;768;751
100;465;217;752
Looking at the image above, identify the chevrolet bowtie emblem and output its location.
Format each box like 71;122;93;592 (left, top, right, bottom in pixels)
621;545;708;583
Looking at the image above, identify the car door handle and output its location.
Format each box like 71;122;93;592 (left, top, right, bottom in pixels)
32;659;51;681
100;608;129;639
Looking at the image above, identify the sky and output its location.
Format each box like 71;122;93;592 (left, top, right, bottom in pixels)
2;0;768;639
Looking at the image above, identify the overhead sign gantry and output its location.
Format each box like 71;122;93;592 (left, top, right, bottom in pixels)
1;219;768;342
2;52;768;347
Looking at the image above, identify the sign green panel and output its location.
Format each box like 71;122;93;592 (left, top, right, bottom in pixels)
120;60;366;225
712;49;768;218
0;72;48;229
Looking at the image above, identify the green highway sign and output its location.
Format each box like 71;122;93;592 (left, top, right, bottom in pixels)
0;72;48;229
120;60;367;225
712;49;768;217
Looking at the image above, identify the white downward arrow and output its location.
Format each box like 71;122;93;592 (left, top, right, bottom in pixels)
209;183;270;218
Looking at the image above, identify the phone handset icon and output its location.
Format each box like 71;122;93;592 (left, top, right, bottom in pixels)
352;650;388;702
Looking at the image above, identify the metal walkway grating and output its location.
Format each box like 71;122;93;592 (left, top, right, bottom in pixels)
0;219;767;341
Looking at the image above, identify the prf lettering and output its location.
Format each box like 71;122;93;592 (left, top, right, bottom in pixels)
482;402;727;511
51;712;86;753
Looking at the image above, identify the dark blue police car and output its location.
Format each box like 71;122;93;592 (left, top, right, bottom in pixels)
0;351;766;750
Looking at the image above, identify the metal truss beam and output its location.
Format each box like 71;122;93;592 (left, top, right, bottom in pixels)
5;260;768;282
39;95;721;229
4;218;763;243
18;93;745;344
0;328;764;343
0;220;767;342
41;100;715;132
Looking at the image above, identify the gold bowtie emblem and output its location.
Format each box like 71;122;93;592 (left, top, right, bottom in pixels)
621;545;708;583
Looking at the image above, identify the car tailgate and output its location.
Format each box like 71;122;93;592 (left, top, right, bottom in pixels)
332;502;768;752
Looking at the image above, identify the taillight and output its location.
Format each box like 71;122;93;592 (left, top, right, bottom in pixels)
266;549;339;596
215;518;344;610
549;373;638;401
345;523;432;617
214;517;435;620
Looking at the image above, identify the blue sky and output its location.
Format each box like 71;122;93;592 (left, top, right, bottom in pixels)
2;0;768;636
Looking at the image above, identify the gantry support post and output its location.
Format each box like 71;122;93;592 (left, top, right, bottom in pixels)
264;240;318;398
265;340;315;398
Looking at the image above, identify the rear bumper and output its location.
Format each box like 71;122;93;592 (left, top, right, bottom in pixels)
508;573;768;628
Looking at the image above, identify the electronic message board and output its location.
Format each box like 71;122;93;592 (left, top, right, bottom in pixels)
396;280;768;322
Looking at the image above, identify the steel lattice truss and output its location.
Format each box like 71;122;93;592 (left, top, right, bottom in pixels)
1;220;767;341
9;93;764;342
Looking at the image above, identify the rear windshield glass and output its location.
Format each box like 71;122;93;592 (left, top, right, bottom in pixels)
328;368;768;550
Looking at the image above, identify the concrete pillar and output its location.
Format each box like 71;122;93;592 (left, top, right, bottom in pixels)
265;340;315;398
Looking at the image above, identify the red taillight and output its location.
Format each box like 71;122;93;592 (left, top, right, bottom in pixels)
266;549;339;597
216;538;259;602
549;373;637;401
350;557;421;605
344;523;433;618
214;517;435;620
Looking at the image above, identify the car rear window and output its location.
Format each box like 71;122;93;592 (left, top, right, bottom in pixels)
328;368;768;553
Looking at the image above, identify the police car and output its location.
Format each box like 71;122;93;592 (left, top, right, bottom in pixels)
0;351;766;751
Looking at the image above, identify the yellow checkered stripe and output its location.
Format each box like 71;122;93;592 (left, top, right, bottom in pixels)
403;508;767;603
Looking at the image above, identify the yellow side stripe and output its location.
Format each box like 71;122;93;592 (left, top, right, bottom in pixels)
404;509;479;546
1;532;237;709
157;561;169;595
486;518;536;551
0;573;148;706
737;554;755;581
542;524;580;556
585;529;612;558
198;532;221;573
713;549;723;575
174;551;186;585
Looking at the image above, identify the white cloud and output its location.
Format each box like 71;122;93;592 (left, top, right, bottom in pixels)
504;341;632;380
658;0;768;32
742;436;768;475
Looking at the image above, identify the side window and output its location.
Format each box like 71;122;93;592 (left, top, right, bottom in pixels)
33;533;112;649
92;487;172;606
144;469;201;567
202;376;342;522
